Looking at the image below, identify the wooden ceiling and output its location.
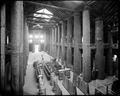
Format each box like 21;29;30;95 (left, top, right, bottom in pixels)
23;0;118;29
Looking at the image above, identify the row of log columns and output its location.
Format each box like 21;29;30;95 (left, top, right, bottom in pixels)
61;21;66;63
0;4;6;91
49;7;106;82
11;1;24;94
50;6;107;83
82;7;91;82
66;18;72;68
95;17;105;79
73;12;82;75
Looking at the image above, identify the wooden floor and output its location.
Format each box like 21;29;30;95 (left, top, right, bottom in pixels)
23;51;85;95
23;52;54;95
23;52;70;95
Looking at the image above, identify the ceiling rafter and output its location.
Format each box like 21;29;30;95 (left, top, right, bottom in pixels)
86;1;96;5
27;19;57;25
35;12;53;17
27;17;59;23
31;12;62;20
24;1;76;12
27;16;60;22
47;7;64;19
28;20;56;25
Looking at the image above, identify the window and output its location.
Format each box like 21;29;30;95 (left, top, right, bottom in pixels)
34;8;53;22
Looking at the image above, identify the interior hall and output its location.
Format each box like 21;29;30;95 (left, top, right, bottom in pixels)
0;0;119;95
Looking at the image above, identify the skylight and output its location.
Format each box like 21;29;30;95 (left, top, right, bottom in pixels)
34;8;53;22
33;24;43;29
37;8;53;15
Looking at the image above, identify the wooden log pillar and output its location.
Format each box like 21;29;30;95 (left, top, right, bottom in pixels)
51;28;54;56
118;36;120;80
47;30;50;53
26;22;29;59
82;6;91;82
54;26;57;57
56;26;58;57
53;27;55;56
50;28;51;55
23;20;29;77
73;12;82;75
57;24;60;59
61;21;66;63
44;31;47;51
95;17;105;79
59;24;62;59
46;29;48;53
107;28;113;76
19;2;24;93
23;17;26;87
11;1;24;94
52;27;55;57
51;28;53;56
66;18;72;68
0;4;6;91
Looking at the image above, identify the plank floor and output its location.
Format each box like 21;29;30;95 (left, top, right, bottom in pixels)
23;52;71;95
23;51;85;95
23;52;54;95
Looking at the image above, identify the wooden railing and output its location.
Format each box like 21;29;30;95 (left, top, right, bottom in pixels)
91;81;120;95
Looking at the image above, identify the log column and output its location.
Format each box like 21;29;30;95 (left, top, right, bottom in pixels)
51;28;54;56
44;31;47;51
26;23;29;58
95;17;105;79
54;26;57;57
118;33;120;80
107;28;113;76
61;21;66;62
11;1;24;94
0;4;6;90
73;12;82;75
48;29;51;53
82;6;91;82
66;18;72;68
57;24;60;59
50;28;52;55
23;20;29;77
53;27;55;57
